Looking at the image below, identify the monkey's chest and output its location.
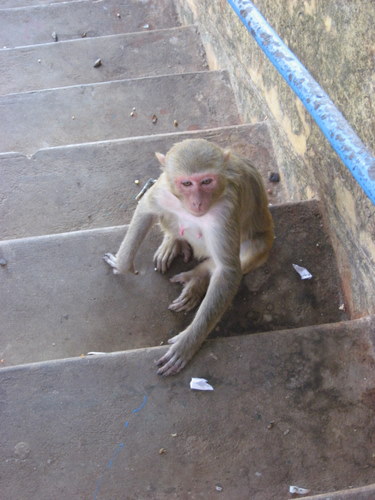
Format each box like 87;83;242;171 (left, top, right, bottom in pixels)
173;215;209;259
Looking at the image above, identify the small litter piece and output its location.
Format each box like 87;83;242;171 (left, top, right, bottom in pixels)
51;31;58;42
215;484;223;492
289;485;311;495
151;114;158;124
292;264;313;280
135;178;156;201
93;58;102;68
190;378;214;391
159;448;167;455
87;351;107;356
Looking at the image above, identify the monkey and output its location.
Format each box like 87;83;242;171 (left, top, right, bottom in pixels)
104;139;274;376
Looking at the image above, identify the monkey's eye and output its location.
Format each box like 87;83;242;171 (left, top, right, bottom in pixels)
201;178;213;185
181;180;193;187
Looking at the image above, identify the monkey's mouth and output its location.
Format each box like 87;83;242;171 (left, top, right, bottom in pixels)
189;209;207;217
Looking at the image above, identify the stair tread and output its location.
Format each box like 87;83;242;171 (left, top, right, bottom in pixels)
0;0;179;48
0;71;240;155
0;124;285;240
0;0;82;7
1;316;374;499
0;200;346;367
0;27;207;95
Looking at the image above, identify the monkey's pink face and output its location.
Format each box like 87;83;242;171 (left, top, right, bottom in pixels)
174;173;221;216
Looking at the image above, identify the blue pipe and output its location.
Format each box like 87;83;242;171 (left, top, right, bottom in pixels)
227;0;375;204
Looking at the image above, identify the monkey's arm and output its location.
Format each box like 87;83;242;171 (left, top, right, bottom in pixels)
104;200;156;274
157;222;242;375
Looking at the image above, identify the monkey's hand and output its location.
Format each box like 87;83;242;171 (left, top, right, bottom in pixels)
156;331;200;376
154;238;192;274
169;270;209;312
103;253;138;275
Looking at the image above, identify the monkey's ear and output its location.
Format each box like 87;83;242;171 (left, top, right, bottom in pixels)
155;152;166;168
223;149;231;163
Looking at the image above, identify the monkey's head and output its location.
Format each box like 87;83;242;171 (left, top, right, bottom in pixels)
155;139;230;217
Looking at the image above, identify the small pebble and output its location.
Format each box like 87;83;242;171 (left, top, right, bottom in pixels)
142;23;150;29
159;448;167;455
93;58;102;68
173;120;178;127
51;32;58;42
116;12;121;18
0;258;7;266
81;32;87;38
152;114;158;124
134;179;140;185
269;172;280;183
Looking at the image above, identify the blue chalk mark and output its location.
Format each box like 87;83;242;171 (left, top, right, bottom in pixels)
106;442;125;469
131;395;148;413
93;395;149;499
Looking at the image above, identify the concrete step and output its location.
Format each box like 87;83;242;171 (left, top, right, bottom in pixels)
0;200;346;367
0;0;179;48
0;26;207;95
0;70;240;155
306;484;375;500
0;124;285;241
1;0;82;6
1;316;374;499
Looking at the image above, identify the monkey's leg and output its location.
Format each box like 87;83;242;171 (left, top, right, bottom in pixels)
168;260;212;312
154;235;192;273
240;232;273;274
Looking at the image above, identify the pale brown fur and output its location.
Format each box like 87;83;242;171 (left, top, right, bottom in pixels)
104;139;274;375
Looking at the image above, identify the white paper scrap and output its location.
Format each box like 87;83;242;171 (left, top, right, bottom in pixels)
190;378;214;391
289;485;311;495
292;264;313;280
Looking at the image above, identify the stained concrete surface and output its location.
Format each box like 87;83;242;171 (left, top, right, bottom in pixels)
0;124;284;240
0;27;207;95
0;71;239;155
0;201;346;367
1;317;375;499
0;0;179;48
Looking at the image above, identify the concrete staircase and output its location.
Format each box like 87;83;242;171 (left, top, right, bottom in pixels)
0;1;374;499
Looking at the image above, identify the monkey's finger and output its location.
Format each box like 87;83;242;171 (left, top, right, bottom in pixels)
157;354;185;376
181;245;193;263
168;295;190;311
170;272;191;285
156;351;174;367
161;358;185;376
103;253;117;268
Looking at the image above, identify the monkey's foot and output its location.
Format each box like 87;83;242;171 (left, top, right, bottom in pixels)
156;334;196;376
103;253;120;274
154;238;192;274
169;271;209;312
